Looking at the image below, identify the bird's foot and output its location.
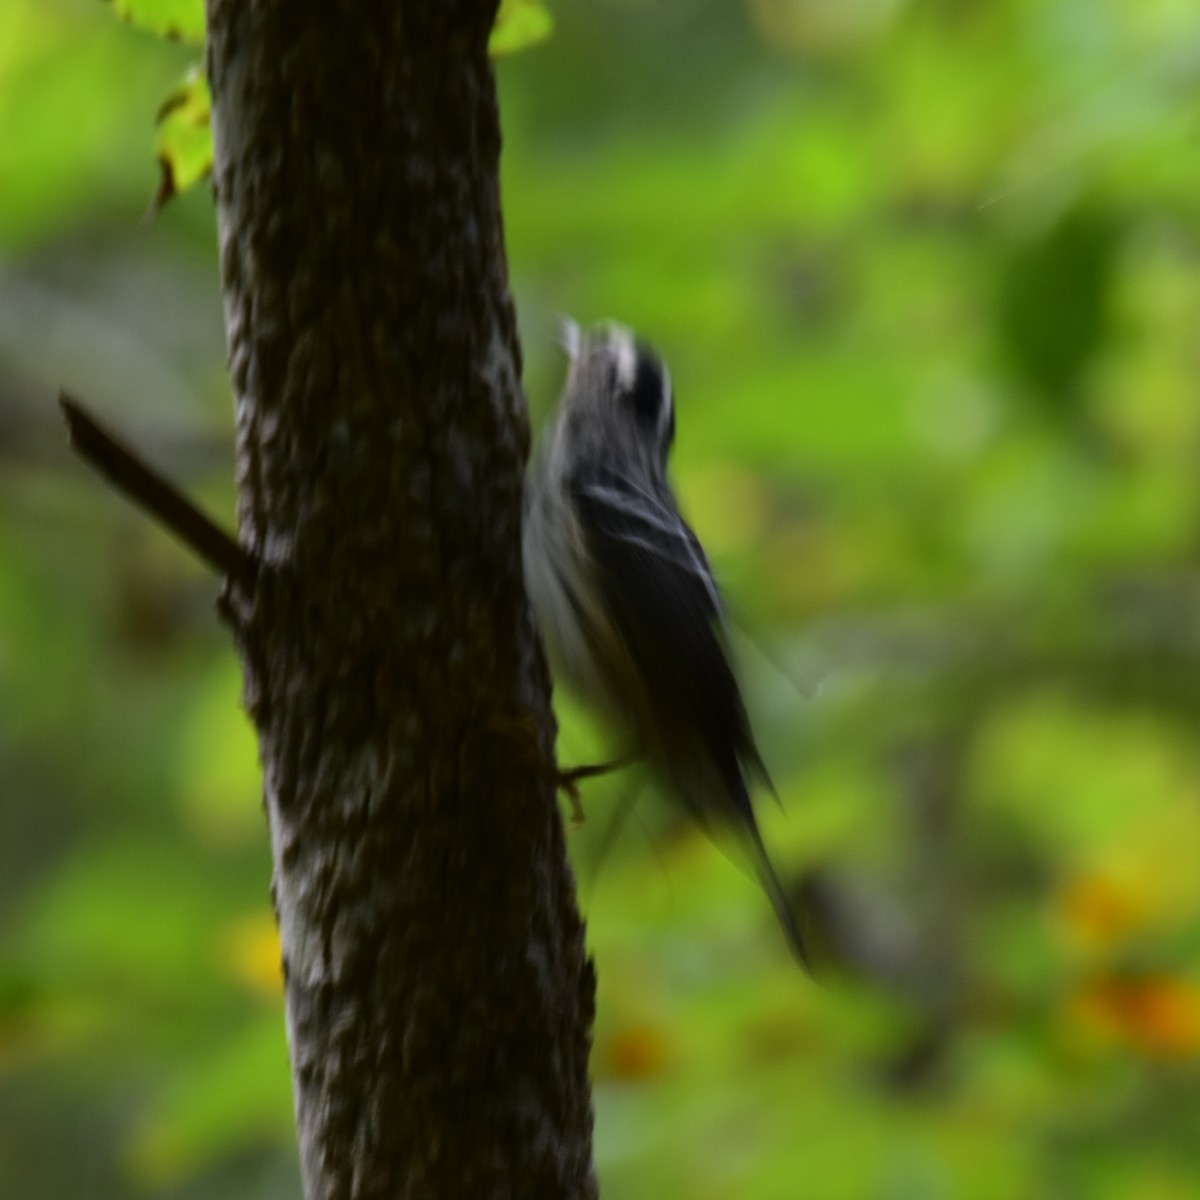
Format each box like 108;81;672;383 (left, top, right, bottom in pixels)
555;758;634;826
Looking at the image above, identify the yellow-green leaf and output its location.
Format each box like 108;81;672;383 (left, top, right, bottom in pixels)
107;0;205;44
150;64;213;214
489;0;553;57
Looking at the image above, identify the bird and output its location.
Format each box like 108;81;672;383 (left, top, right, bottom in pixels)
523;319;808;966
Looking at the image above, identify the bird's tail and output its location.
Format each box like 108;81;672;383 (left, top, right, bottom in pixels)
747;821;810;971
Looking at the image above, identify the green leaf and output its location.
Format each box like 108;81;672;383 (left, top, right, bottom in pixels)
107;0;205;44
150;63;213;214
489;0;553;57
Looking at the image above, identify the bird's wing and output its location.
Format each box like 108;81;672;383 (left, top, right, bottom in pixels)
570;466;760;815
573;466;805;966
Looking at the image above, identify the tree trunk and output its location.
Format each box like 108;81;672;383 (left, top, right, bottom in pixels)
204;3;597;1196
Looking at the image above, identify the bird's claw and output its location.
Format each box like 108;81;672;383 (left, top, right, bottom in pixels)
554;757;634;826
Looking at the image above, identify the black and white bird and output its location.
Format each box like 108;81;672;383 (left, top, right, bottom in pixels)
523;320;808;966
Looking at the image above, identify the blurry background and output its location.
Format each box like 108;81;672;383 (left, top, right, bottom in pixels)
4;0;1200;1196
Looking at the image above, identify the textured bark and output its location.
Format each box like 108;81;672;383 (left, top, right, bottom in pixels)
204;3;597;1197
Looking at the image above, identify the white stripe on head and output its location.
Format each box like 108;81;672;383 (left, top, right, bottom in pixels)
604;321;638;393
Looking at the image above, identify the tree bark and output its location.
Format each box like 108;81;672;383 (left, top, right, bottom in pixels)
204;3;597;1197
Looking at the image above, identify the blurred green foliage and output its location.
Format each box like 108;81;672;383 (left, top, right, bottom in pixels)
4;0;1200;1196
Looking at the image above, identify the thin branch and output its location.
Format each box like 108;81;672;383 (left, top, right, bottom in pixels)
59;391;257;589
